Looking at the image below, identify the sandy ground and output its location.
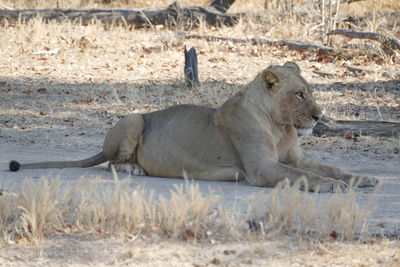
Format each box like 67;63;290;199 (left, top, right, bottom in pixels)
0;127;399;266
1;234;400;266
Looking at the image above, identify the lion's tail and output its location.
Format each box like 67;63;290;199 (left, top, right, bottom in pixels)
9;152;108;172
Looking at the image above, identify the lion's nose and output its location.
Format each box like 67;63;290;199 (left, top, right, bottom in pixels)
312;115;321;122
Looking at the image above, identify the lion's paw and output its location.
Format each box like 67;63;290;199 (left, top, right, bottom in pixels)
132;165;147;176
356;176;379;187
108;163;147;176
315;179;348;193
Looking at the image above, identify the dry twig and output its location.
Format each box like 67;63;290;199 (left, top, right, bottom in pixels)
178;32;341;55
312;70;337;77
344;64;370;74
327;29;400;50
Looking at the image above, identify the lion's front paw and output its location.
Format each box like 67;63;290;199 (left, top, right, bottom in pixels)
314;179;349;193
356;176;379;187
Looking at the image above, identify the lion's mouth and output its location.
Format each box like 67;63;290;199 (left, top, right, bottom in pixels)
295;122;317;136
295;120;318;130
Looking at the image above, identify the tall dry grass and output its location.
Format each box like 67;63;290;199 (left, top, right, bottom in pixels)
18;178;61;242
245;178;378;240
0;172;232;243
3;0;398;53
0;174;378;244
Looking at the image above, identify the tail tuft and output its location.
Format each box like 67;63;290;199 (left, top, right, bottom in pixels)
9;160;21;172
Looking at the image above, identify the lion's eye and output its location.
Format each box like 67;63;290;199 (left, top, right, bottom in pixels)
295;92;305;99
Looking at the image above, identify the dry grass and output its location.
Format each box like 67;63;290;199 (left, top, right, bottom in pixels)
0;173;235;243
18;178;61;242
0;175;380;244
245;178;378;241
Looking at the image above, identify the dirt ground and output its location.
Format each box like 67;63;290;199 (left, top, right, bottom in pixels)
1;235;400;266
1;1;400;265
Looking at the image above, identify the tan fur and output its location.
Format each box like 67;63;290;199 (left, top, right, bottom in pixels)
10;62;378;192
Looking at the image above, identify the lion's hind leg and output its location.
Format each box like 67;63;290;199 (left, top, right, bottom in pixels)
103;114;146;176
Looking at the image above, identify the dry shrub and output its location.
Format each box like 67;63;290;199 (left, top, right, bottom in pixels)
17;178;62;242
60;173;222;238
0;175;378;244
157;181;220;239
60;174;156;234
245;178;377;240
323;179;380;240
0;193;19;243
246;178;318;237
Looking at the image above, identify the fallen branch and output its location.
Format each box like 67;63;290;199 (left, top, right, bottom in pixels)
178;32;341;55
313;116;400;138
327;29;400;50
314;80;400;93
312;70;337;77
0;1;241;28
340;0;367;3
344;64;370;74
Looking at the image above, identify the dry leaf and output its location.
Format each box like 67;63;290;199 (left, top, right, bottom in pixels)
16;237;29;244
208;57;227;63
344;134;353;140
211;258;221;265
37;88;47;94
223;250;236;255
329;230;338;239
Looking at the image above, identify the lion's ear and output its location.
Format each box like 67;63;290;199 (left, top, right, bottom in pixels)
283;62;301;75
261;69;281;92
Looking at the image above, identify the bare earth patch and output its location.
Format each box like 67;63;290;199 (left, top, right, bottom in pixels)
1;236;400;266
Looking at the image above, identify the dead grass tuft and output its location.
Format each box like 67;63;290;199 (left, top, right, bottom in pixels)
18;178;61;242
60;174;156;235
0;175;379;244
0;193;19;243
323;180;377;240
245;178;377;240
157;181;220;239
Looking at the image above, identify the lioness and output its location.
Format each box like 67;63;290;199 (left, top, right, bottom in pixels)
9;62;378;192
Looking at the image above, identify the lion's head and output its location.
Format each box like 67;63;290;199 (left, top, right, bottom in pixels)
256;62;322;135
